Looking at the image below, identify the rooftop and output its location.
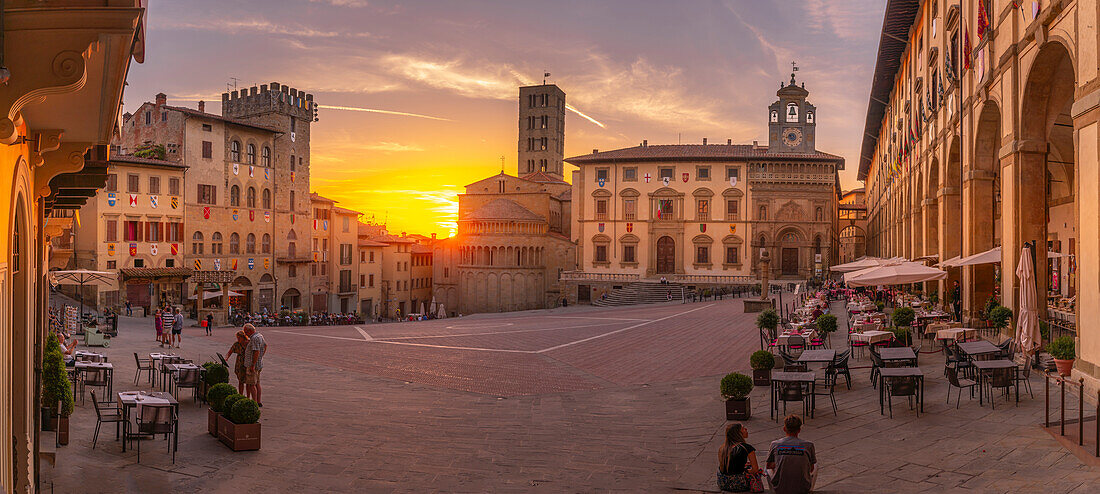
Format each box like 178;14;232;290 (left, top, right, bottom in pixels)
310;192;336;204
520;171;569;185
461;198;545;222
161;105;280;134
110;154;188;170
566;144;844;165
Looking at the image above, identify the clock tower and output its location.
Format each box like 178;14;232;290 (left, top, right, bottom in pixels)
768;72;817;154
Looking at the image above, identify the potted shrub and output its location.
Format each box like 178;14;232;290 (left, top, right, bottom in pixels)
218;396;261;451
1039;320;1050;343
1048;336;1076;377
206;382;236;436
988;305;1013;333
815;313;838;346
201;362;230;402
721;372;754;421
749;351;775;386
757;309;779;334
41;335;74;445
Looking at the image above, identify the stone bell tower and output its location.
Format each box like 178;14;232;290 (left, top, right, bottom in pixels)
768;72;817;154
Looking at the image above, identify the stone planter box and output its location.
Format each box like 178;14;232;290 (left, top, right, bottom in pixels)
725;398;751;421
208;409;221;436
217;414;261;451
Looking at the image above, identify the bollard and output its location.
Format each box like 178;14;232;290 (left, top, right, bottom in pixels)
1061;379;1066;437
1080;379;1085;446
1044;375;1049;428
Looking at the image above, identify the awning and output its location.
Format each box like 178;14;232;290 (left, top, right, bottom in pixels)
188;290;245;300
833;256;906;273
119;267;194;279
954;246;1073;267
845;260;948;287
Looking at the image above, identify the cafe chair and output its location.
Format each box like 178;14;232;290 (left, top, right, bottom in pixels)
89;390;124;449
884;376;920;418
869;350;884;388
81;368;110;406
830;350;852;390
1013;354;1034;398
133;353;154;385
778;351;799;369
174;368;202;405
760;329;779;353
943;345;973;379
814;369;839;416
786;335;806;356
848;332;869;360
134;404;177;464
945;366;977;409
986;367;1017;410
777;381;808;422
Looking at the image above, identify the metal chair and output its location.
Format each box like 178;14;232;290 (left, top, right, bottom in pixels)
869;350;884;388
945;366;977;409
814;368;838;416
830;350;852;390
777;381;807;421
133;403;177;463
174;368;202;404
884;376;919;418
985;367;1017;409
1013;354;1034;398
778;351;799;368
786;335;806;356
89;390;124;449
81;368;110;406
134;353;154;385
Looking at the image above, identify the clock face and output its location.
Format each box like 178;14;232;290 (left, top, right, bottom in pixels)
783;128;803;147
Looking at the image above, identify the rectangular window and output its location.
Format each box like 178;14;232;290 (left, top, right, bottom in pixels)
726;167;740;181
360;274;365;288
623;245;636;263
369;251;375;263
166;259;175;267
696;246;709;264
161;112;167;122
169;177;180;196
595;199;608;220
123;220;142;241
659;167;674;180
595;168;609;182
134;258;145;268
342;217;350;232
105;174;118;192
105;219;117;242
202;141;213;159
106;260;116;270
697;166;711;180
726;246;740;265
197;184;216;205
594;244;608;263
127;174;140;193
726;199;739;220
148;176;160;194
202;123;212;131
369;274;375;287
165;222;182;242
289;265;297;278
146;221;162;242
696;199;709;220
658;199;674;219
145;112;151;125
623;199;636;221
623;167;637;182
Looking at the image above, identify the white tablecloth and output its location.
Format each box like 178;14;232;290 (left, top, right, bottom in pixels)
936;327;979;341
850;330;893;344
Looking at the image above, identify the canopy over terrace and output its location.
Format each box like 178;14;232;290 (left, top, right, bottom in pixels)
832;256;906;273
844;260;948;287
49;270;118;319
119;267;193;312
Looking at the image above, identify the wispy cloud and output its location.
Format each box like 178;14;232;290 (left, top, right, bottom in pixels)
804;0;882;41
362;142;424;152
310;0;370;7
565;104;606;129
318;104;451;121
161;19;373;39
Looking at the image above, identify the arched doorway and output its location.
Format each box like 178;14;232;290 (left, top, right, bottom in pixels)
1018;42;1076;317
8;198;31;491
231;276;253;312
258;274;274;313
281;288;301;310
778;229;801;277
656;236;675;274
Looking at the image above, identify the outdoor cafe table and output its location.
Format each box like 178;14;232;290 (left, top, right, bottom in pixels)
877;347;917;366
972;359;1019;406
117;391;179;453
958;340;1001;358
73;350;107;362
797;349;836;365
776;331;814;348
149;353;180;388
770;371;817;420
161;362;201;394
936;327;979;343
878;367;924;414
74;361;114;397
850;330;893;345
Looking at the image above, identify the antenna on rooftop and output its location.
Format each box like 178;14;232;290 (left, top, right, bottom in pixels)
543;71;550;85
227;77;240;92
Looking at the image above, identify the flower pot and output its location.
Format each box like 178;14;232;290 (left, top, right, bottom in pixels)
208;409;221;437
752;369;771;387
725;397;751;421
40;407;56;432
217;414;261;451
57;415;69;446
1054;358;1075;377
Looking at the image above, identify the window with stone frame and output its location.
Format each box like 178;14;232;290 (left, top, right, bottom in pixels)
246;187;256;208
726;167;740;182
623;167;637;182
262;146;271;166
726;199;740;220
696;199;709;221
595;199;608;220
229;233;240;254
197;184;216;205
230;185;240;207
596;168;609;182
696;166;711;181
148;176;160;194
246;143;256;164
202;141;213;159
127;174;140;193
623;198;636;221
594;244;608;263
230;140;241;162
106;174;117;192
262;233;271;254
657;199;674;220
696;245;710;264
211;232;223;255
169;177;180;196
246;233;256;253
622;244;636;263
658;167;674;181
191;231;204;255
725;246;740;265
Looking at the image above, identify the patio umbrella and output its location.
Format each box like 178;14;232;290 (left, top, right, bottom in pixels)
832;256;905;273
1015;244;1041;354
845;260;948;287
436;303;446;319
955;245;1069;267
419;302;426;317
937;256;962;268
49;270;117;323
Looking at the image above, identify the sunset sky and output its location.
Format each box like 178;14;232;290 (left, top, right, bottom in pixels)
124;0;885;237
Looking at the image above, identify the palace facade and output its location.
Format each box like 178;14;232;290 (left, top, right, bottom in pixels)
859;0;1100;389
563;76;842;301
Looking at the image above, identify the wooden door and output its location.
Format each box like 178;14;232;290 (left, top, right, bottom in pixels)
781;248;798;276
657;236;675;274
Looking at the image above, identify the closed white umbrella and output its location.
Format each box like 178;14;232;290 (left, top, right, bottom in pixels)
1015;245;1040;354
436;303;446;319
845;260;948;287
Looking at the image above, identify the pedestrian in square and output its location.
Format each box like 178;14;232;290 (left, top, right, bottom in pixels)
171;307;184;348
243;323;267;407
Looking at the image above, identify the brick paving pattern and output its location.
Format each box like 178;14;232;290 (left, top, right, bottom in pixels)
43;295;1100;492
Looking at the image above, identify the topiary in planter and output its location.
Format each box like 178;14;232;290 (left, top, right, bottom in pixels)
1039;320;1050;342
42;335;74;443
1047;336;1076;360
720;372;753;401
875;301;886;312
891;307;915;329
816;314;838;335
203;363;230;386
230;398;261;425
988;306;1012;330
207;383;236;413
756;309;779;332
221;394;246;415
750;351;775;370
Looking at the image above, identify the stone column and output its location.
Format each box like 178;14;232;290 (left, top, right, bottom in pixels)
759;250;771;301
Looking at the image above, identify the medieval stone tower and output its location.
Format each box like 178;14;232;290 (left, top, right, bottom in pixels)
222;82;317;308
768;74;817;154
517;84;566;179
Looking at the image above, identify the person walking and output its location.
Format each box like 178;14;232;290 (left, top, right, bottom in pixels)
243;323;267;407
171;307;184;348
154;309;164;347
125;300;133;316
205;313;214;336
951;280;962;322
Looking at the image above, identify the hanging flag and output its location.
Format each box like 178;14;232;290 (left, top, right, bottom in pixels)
150;195;158;209
129;243;137;256
265;168;270;180
129;194;138;207
171;243;178;255
107;192;117;207
249;165;255;177
107;243;115;256
203;207;210;219
150;244;158;256
232;163;239;175
313;251;319;262
978;0;990;40
323;220;328;231
964;28;972;70
248;258;255;270
231;258;238;270
290;171;295;182
313;219;317;230
170;196;178;209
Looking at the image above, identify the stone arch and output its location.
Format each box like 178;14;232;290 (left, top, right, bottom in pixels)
925;157;939;258
965;101;1002;314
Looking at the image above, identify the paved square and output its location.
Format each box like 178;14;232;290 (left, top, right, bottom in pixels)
44;296;1100;492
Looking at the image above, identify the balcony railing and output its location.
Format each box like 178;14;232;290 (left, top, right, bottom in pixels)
672;274;756;284
559;271;640;282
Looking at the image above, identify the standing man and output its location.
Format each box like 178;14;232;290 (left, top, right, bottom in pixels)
205;313;214;336
125;300;133;316
243;323;267;407
172;307;184;348
951;280;962;322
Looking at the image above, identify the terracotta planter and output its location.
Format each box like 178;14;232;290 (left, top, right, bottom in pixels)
208;409;221;436
1054;358;1075;377
725;398;751;421
57;416;69;446
41;407;56;432
217;414;261;451
752;369;771;387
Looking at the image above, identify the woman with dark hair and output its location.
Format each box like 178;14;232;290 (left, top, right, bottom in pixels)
226;330;251;394
717;423;762;492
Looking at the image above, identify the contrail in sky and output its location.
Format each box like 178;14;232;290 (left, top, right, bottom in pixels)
318;104;452;121
565;104;606;129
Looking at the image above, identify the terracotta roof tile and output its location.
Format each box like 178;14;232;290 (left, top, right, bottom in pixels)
461;199;545;222
162;105;279;133
566;144;843;164
110;154;188;169
519;171;569;184
119;267;193;279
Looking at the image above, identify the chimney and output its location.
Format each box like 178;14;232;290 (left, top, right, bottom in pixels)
431;233;437;239
642;139;648;147
197;100;205;113
592;149;598;154
727;139;732;145
753;140;759;147
155;92;166;108
702;138;708;145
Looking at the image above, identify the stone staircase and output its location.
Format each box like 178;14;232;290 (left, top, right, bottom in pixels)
592;281;687;307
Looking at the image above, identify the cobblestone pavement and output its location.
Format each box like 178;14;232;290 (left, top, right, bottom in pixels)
43;295;1100;493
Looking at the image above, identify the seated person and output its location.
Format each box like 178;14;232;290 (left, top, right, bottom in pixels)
57;332;78;364
766;415;816;494
717;423;761;492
